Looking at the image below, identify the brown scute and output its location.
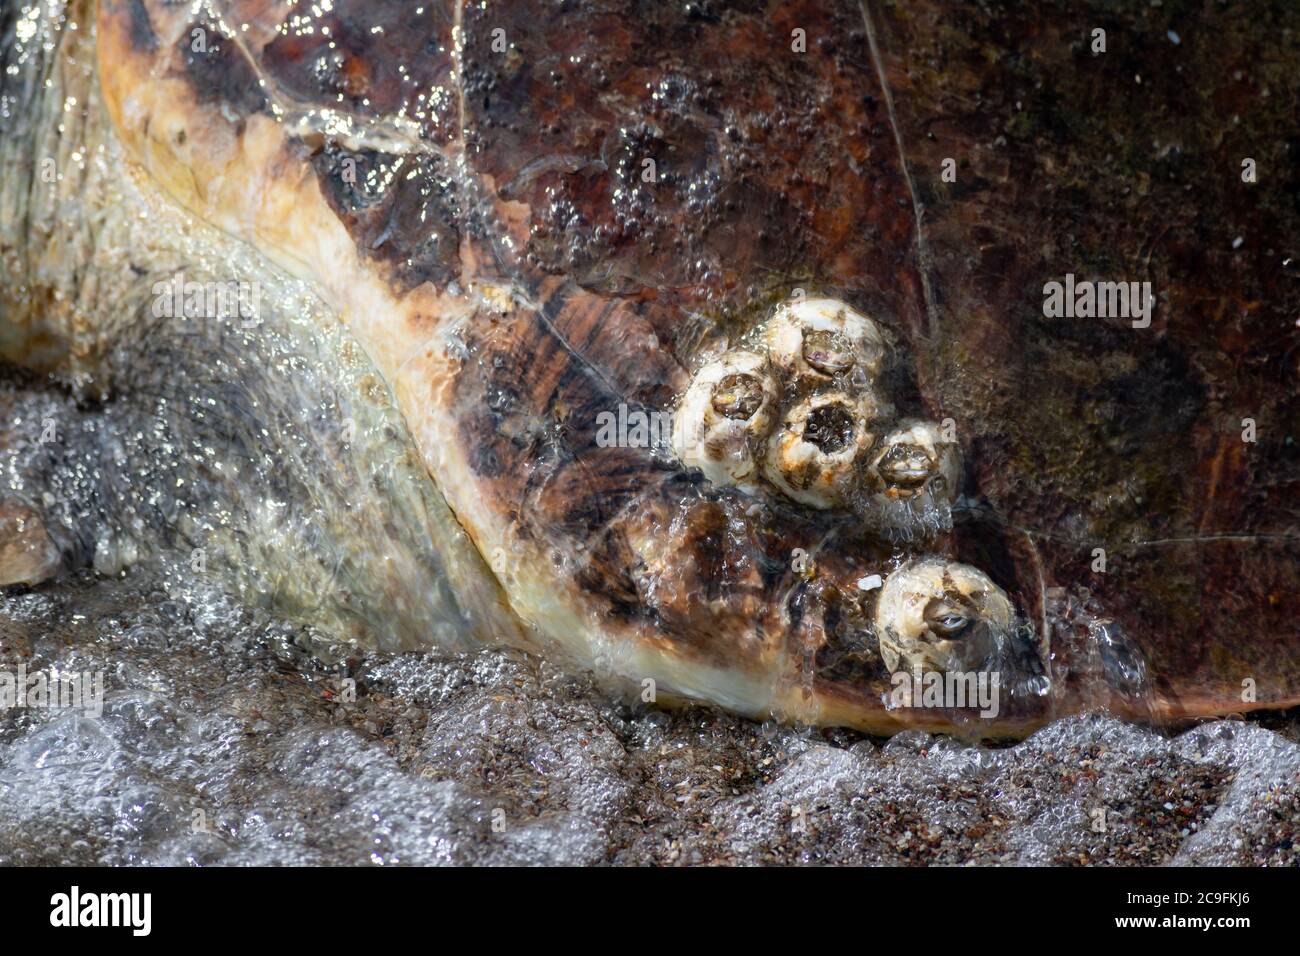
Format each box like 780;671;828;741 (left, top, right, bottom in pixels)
681;499;733;605
530;447;677;540
448;285;680;540
311;144;463;295
445;277;689;541
573;525;651;625
533;280;690;409
456;408;507;480
804;581;885;686
458;0;926;352
598;488;783;668
258;0;459;145
179;18;268;117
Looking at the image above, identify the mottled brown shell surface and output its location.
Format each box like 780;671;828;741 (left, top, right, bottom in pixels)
96;0;1300;727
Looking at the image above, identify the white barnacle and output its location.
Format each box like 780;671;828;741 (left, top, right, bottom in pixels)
765;297;888;383
763;390;878;509
875;559;1014;675
859;419;962;539
672;351;779;486
865;419;961;501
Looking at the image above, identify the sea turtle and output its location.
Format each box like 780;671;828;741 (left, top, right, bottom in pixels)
1;0;1297;738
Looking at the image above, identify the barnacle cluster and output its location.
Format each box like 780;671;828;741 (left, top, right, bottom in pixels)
673;296;959;541
674;296;1036;686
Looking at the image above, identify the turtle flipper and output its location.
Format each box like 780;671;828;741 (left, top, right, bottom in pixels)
86;0;1300;735
88;0;1051;736
0;238;519;651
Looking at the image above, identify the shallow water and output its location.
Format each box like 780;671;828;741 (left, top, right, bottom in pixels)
2;568;1296;866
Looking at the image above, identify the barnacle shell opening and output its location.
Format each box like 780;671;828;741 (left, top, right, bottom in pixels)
764;391;875;509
